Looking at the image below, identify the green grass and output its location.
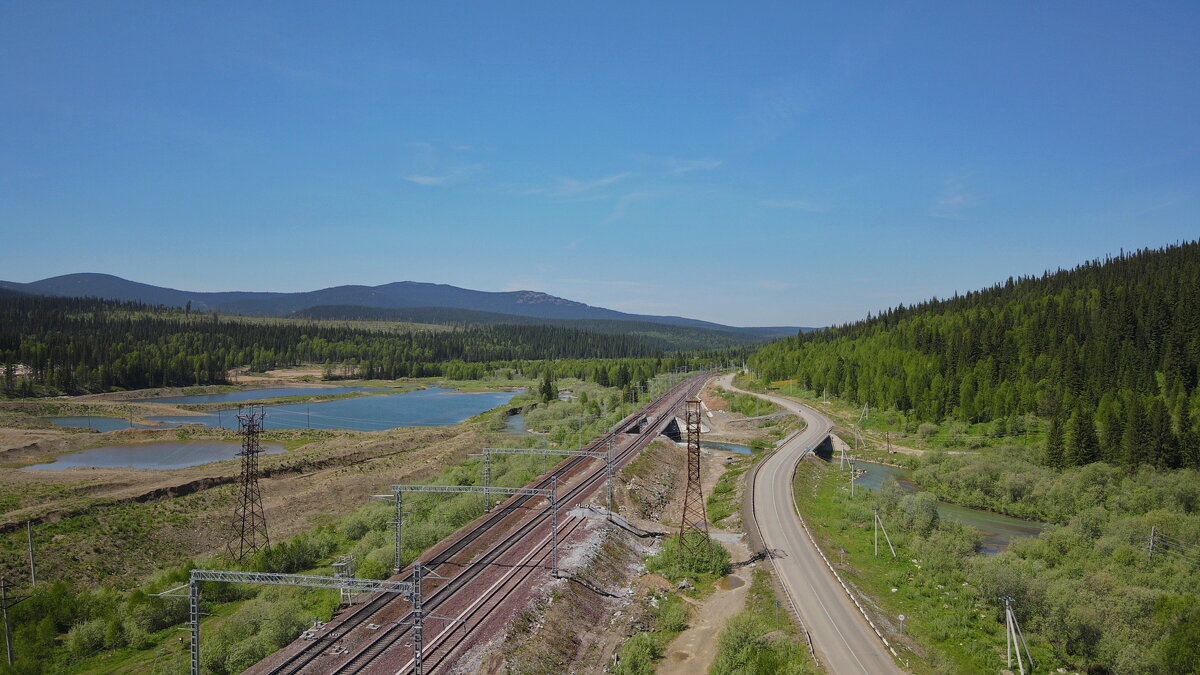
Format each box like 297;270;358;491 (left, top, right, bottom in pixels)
706;463;745;525
612;581;698;674
711;568;820;675
758;380;1045;454
792;458;1061;674
718;388;782;417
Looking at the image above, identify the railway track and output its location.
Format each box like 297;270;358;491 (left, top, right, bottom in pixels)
254;373;706;675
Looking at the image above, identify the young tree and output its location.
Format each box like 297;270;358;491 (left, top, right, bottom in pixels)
1120;396;1149;466
1045;414;1066;469
1096;392;1124;462
1066;404;1100;466
1148;397;1180;469
1176;399;1200;470
538;370;557;403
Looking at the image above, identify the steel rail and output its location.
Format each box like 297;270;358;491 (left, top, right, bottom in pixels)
261;374;703;674
322;375;705;673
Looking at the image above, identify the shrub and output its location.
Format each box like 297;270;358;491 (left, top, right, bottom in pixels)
613;632;663;675
647;533;731;582
65;619;106;660
654;596;689;632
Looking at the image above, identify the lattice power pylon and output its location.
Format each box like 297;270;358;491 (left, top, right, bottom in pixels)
679;399;709;552
228;405;269;561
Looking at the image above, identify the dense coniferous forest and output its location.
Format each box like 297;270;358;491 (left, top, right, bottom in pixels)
0;294;722;395
752;242;1200;468
291;304;791;350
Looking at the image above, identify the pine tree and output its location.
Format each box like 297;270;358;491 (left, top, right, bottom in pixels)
1120;396;1149;466
1045;414;1066;469
1066;405;1100;466
1096;392;1124;462
1148;397;1180;468
1176;399;1200;469
539;370;556;403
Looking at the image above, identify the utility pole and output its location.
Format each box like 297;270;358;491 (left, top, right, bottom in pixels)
874;509;896;557
26;522;35;585
228;406;269;561
679;400;709;554
1003;596;1034;675
1149;525;1157;559
1;578;11;667
0;578;25;667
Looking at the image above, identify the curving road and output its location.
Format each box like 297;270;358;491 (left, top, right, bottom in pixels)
722;374;903;674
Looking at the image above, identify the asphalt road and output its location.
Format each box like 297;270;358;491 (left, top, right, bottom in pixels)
722;374;904;674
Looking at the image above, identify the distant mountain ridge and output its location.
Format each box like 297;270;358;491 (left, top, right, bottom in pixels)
0;273;809;339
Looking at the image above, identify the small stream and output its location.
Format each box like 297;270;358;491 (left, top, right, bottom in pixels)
849;460;1046;554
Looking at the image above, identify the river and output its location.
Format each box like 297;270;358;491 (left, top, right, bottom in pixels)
851;459;1046;554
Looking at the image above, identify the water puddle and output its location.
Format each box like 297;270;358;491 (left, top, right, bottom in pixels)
716;575;746;590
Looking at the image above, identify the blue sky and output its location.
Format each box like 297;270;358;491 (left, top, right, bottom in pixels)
1;2;1197;326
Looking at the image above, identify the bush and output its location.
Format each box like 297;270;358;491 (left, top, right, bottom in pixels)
65;619;106;660
654;596;689;632
647;533;731;582
613;632;663;675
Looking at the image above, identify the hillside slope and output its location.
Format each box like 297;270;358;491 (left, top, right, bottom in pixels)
0;274;807;337
292;304;797;349
751;241;1200;468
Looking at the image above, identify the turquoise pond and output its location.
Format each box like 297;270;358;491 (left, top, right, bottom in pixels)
47;388;519;433
134;386;373;405
27;441;286;470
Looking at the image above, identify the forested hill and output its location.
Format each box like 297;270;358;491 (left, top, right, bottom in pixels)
751;241;1200;468
0;295;679;394
292;304;798;349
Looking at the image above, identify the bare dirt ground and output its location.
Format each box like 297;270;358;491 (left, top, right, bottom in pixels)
659;544;752;674
697;382;766;445
655;443;750;675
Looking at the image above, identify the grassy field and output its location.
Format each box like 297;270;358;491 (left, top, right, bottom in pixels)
791;456;1061;674
755;379;1046;456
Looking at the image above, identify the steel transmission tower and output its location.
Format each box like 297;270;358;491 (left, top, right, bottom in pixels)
228;406;269;560
679;399;709;552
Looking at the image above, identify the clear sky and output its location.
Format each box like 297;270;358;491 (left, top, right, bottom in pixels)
2;2;1197;327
